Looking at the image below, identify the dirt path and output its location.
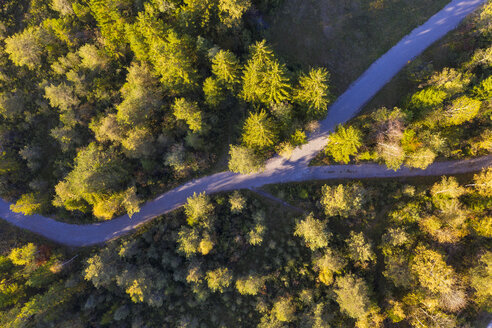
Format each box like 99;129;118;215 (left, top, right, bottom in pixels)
1;156;489;247
0;0;488;247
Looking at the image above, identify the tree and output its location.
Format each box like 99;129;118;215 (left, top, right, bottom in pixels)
409;87;447;111
121;126;154;158
4;26;50;69
320;183;366;218
248;223;265;246
376;118;406;170
470;251;492;309
236;274;266;295
410;246;456;295
203;77;226;107
10;193;44;215
173;98;203;133
294;213;330;251
53;143;136;219
430;176;465;207
477;1;492;36
405;147;436;170
86;0;130;55
211;50;241;86
294;67;331;118
184;192;214;227
427;68;471;96
92;187;140;220
198;233;214;255
314;249;346;285
8;243;37;266
51;0;74;15
383;253;412;288
116;62;163;126
324;125;362;163
272;296;296;322
382;227;410;248
228;145;263;174
473;167;492;197
473;75;492;100
262;61;291;104
151;30;198;93
44;83;80;111
346;231;375;265
91;113;125;143
206;267;232;292
241;40;291;104
177;227;200;257
218;0;251;28
0;91;27;120
78;44;109;71
444;96;482;126
229;190;246;213
242;110;277;149
333;274;372;320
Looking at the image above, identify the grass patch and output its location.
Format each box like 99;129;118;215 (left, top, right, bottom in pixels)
360;14;481;114
265;0;449;94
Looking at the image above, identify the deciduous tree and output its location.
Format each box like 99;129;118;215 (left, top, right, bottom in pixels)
294;213;330;251
320;183;366;218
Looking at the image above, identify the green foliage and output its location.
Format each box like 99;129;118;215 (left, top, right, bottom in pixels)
470;251;492;309
4;26;53;69
294;67;331;118
229;190;246;214
294;213;330;251
184;192;214;226
53;143;137;220
236;147;267;176
333;274;372;320
8;243;37;266
241;40;291;104
206;267;232;292
473;75;492;100
248;211;266;246
116;62;163;126
242;110;278;149
236;274;266;295
324;125;362;163
430;176;465;205
218;0;251;28
444;96;482;126
203;77;226;107
473;168;492;197
151;30;198;93
409;87;447;111
272;296;296;322
211;50;241;86
177;227;201;257
410;246;456;294
10;193;44;215
320;183;366;218
346;231;375;265
51;0;75;16
314;249;346;285
173;98;203;133
427;68;471;96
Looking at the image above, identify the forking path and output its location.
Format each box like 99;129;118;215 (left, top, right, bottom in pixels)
0;0;489;247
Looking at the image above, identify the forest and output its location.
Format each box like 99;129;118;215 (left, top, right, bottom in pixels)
0;0;330;222
0;167;491;327
0;0;490;327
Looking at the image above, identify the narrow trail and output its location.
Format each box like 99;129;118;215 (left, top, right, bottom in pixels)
0;0;488;247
